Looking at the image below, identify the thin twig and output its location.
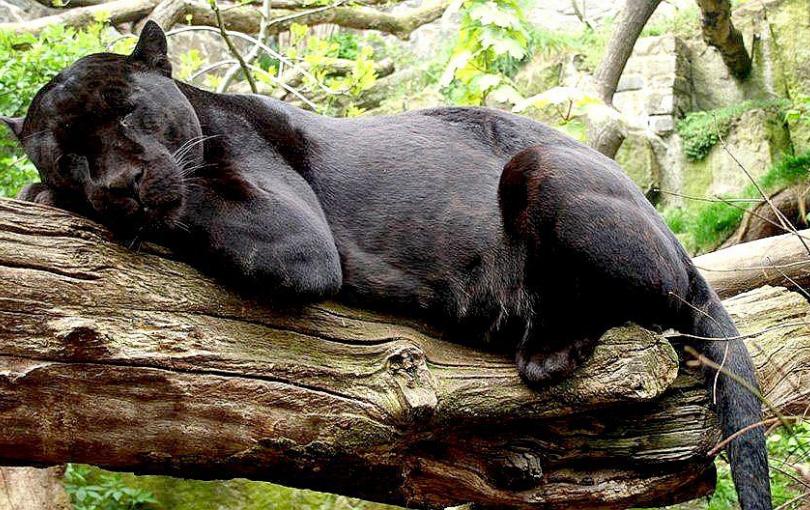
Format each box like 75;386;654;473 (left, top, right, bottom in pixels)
657;188;764;204
219;0;271;92
209;0;257;93
166;25;338;94
709;416;804;456
664;320;809;342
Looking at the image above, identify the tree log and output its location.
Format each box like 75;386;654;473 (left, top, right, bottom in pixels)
695;0;752;80
0;198;807;509
695;228;810;299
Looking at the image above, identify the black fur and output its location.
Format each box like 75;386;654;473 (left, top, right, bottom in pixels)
6;22;770;508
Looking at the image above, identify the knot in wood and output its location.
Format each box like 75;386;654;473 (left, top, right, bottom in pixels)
50;318;110;358
386;345;437;424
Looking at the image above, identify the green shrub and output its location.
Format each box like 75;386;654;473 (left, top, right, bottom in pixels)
640;4;700;38
676;99;790;161
706;421;810;509
441;0;531;105
64;464;157;510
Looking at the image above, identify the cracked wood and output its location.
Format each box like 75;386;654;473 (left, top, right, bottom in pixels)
0;198;807;509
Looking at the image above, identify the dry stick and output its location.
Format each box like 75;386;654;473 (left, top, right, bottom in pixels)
658;188;764;204
770;256;810;300
771;464;810;492
663;319;810;342
659;188;810;245
695;259;810;274
668;292;728;403
190;58;238;80
710;193;810;244
774;492;809;510
218;0;348;93
218;0;271;93
683;345;788;427
209;0;257;93
709;416;805;456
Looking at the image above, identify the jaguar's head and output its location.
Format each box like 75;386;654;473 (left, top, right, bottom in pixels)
2;21;203;238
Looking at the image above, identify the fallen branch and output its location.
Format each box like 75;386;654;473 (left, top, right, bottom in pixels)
182;0;451;39
0;0;160;35
695;228;810;298
0;199;807;508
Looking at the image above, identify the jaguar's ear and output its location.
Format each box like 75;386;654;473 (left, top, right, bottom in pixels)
0;116;24;141
130;21;172;76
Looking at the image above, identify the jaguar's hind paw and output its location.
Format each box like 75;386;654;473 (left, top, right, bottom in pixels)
516;336;595;386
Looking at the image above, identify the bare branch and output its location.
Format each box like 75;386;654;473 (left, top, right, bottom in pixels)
695;0;752;79
0;0;160;35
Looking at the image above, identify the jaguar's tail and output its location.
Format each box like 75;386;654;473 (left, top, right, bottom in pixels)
689;277;771;510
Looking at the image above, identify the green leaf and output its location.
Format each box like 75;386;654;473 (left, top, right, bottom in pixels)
479;28;525;58
468;1;520;28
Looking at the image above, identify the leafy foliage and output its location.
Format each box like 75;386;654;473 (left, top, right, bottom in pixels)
676;99;790;161
707;421;810;509
64;464;157;510
640;4;700;38
440;0;530;105
287;23;378;116
64;464;396;510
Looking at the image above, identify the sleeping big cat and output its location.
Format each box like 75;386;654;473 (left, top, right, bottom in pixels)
2;22;771;510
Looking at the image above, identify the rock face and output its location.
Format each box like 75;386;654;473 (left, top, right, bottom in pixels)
614;35;693;136
683;108;793;198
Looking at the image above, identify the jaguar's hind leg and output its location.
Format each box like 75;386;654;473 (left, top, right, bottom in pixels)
516;333;597;386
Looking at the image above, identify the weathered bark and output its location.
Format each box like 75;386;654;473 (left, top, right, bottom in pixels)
0;198;807;509
0;466;71;510
0;0;160;34
695;0;752;80
695;228;810;299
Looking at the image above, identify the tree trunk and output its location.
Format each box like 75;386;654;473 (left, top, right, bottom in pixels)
587;0;662;159
591;0;662;105
0;198;807;509
695;0;752;80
